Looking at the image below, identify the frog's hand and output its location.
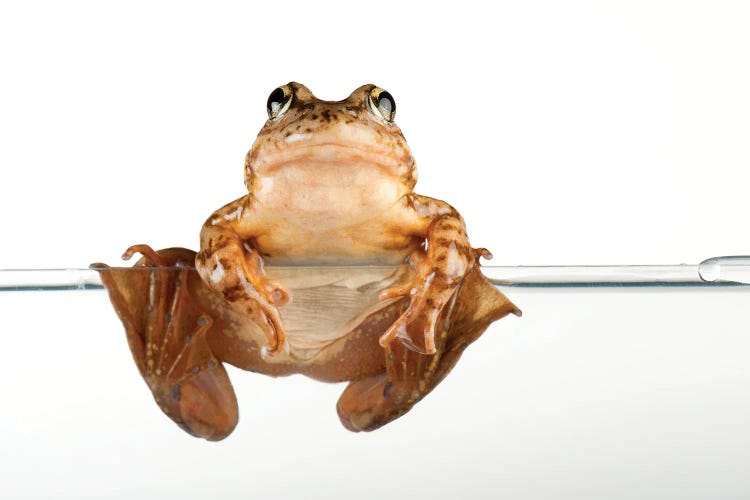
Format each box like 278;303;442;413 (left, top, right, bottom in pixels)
380;195;485;354
337;266;519;432
196;199;289;356
94;245;239;441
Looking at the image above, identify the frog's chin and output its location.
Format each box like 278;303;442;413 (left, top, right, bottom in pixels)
256;160;405;192
252;163;407;228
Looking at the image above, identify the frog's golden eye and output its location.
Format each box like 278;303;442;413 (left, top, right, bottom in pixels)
267;85;293;120
367;87;396;123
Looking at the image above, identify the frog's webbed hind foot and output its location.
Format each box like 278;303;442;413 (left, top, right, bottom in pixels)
95;245;239;441
337;266;520;432
336;343;427;432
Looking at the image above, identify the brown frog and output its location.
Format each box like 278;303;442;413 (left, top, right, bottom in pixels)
95;83;520;440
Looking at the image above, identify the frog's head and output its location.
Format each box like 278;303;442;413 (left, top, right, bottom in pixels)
245;83;416;200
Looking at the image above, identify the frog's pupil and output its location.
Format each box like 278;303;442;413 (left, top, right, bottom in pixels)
267;87;287;117
375;91;395;121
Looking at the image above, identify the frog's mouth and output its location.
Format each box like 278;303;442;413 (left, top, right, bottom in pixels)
255;142;409;178
250;122;414;178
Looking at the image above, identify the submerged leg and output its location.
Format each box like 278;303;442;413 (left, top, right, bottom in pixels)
337;266;520;432
95;246;239;440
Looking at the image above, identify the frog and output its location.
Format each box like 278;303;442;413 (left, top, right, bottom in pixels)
95;83;520;440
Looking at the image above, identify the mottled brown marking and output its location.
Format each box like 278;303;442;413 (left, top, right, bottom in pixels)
222;284;245;302
382;380;394;398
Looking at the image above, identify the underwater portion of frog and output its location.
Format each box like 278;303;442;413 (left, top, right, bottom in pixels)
96;83;520;439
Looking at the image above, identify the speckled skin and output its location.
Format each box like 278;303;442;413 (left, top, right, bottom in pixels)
96;83;520;439
196;82;490;356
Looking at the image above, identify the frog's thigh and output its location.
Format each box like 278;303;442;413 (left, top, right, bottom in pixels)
205;316;300;378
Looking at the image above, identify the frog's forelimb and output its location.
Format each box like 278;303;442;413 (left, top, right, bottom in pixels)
196;197;290;356
378;194;478;355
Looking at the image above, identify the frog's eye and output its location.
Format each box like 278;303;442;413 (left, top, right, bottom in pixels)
267;85;293;120
367;87;396;123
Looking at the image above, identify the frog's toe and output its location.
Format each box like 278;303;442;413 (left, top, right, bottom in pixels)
379;303;439;355
336;374;412;432
155;360;239;441
262;279;290;306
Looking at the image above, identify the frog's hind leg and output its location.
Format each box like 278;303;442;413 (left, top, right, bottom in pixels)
336;337;434;432
95;245;239;441
336;266;520;432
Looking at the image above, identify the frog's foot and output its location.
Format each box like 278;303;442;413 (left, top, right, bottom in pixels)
336;335;440;432
336;373;397;432
148;352;238;441
97;245;239;440
121;244;169;266
196;245;289;356
338;265;520;432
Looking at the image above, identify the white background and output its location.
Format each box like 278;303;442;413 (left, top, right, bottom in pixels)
1;1;750;499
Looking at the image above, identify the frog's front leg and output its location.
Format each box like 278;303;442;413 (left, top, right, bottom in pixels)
379;194;482;354
196;196;289;355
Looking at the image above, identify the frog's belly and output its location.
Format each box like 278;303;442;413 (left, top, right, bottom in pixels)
264;265;407;362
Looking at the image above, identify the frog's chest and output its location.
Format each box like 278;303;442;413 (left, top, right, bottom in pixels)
251;166;410;241
253;207;421;265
